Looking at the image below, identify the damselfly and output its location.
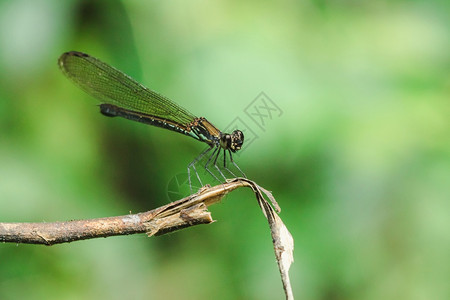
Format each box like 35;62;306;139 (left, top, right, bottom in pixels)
58;51;245;190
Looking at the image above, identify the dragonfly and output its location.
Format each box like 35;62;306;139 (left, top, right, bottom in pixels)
58;51;245;190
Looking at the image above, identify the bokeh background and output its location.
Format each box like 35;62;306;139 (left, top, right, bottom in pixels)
1;0;449;299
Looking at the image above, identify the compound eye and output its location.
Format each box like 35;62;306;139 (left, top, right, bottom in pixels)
230;130;244;152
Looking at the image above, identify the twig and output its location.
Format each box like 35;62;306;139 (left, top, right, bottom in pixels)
0;178;294;299
0;180;243;245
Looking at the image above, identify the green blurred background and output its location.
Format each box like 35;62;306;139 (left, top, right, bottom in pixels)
1;0;449;299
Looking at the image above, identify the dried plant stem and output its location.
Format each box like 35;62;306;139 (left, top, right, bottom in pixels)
0;179;251;245
0;178;293;300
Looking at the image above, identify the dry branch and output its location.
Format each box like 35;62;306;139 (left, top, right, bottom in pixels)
0;178;294;299
0;179;242;245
